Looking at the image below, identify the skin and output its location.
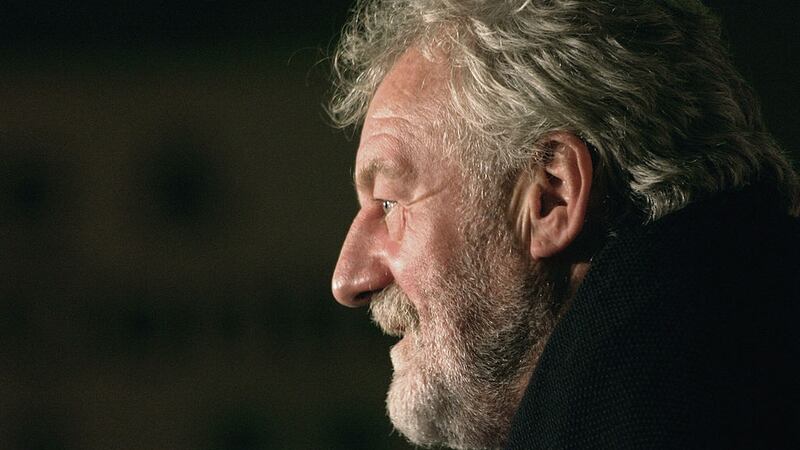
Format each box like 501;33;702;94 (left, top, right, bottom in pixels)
332;48;595;449
332;47;464;316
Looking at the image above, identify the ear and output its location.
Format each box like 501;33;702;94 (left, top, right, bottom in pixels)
509;132;593;259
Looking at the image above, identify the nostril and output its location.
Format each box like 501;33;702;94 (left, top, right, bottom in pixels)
355;291;375;303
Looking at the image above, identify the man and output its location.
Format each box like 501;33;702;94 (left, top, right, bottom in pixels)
329;1;799;449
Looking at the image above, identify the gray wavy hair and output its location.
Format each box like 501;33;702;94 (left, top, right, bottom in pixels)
329;0;799;221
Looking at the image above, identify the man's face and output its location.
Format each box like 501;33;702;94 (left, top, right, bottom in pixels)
332;49;564;449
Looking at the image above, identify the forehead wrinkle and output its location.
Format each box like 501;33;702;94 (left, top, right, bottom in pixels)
355;119;418;190
355;154;416;192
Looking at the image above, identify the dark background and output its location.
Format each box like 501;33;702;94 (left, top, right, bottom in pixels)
0;2;796;449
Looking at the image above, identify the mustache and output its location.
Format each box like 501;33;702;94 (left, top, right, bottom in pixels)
369;284;420;337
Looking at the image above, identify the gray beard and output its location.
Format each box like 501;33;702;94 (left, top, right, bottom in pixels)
370;209;568;450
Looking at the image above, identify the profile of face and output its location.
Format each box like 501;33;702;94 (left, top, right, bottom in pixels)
332;49;579;449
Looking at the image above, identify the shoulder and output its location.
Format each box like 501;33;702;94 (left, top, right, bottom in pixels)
506;187;800;449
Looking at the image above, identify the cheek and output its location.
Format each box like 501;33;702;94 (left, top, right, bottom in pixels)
387;209;463;308
385;207;406;242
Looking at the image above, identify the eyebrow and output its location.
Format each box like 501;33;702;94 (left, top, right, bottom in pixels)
354;157;415;191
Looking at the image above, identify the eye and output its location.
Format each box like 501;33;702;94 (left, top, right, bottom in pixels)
378;199;403;240
380;199;397;215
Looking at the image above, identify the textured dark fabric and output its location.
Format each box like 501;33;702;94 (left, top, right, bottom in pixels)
505;188;800;449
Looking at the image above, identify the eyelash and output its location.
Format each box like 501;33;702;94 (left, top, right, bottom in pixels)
380;199;397;215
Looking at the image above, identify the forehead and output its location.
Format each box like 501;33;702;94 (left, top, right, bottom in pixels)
356;48;452;178
368;47;450;117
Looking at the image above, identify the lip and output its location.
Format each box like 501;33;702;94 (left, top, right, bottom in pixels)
392;333;407;347
389;336;408;370
372;314;409;337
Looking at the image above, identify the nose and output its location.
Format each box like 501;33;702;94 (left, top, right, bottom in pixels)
332;212;394;307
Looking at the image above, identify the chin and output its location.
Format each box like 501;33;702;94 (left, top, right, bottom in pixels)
386;363;447;447
385;332;445;445
385;333;510;450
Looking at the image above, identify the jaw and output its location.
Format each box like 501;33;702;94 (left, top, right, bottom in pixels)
386;346;449;447
384;326;517;450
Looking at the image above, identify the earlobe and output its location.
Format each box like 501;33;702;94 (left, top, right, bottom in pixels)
510;132;593;260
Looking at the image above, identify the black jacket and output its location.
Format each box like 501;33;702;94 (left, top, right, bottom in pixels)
506;188;800;449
